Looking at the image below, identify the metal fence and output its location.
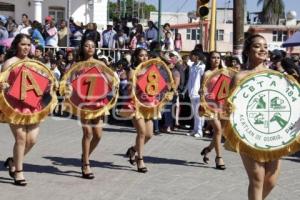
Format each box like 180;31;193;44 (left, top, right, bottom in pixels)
44;46;132;63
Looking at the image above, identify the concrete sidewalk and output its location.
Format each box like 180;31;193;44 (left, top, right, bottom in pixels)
0;117;299;200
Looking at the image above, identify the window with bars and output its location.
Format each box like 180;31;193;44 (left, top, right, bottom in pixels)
186;29;200;40
49;7;65;23
272;31;288;42
216;29;224;41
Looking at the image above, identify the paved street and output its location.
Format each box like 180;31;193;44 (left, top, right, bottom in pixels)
0;116;299;200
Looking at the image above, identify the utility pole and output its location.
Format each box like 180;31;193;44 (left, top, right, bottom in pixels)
157;0;161;42
233;0;244;62
117;0;121;18
122;0;127;18
209;0;217;51
67;0;71;47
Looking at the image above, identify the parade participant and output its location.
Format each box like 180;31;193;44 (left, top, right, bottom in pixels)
61;37;118;179
125;48;151;173
200;51;226;170
229;34;280;200
1;33;56;186
124;48;174;173
72;38;102;179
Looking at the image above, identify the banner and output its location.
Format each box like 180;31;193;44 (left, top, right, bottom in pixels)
200;68;237;118
0;59;58;124
60;60;119;119
131;59;175;119
224;70;300;161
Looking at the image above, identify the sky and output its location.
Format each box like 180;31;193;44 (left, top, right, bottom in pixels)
144;0;300;18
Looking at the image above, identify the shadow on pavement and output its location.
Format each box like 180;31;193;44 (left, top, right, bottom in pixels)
115;154;216;170
282;151;300;163
103;127;136;134
43;156;132;172
0;176;14;185
24;162;81;178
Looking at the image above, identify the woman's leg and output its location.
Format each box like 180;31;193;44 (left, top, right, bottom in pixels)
210;119;225;166
89;117;103;155
144;119;154;145
132;118;146;169
241;153;265;200
81;119;93;173
262;160;281;199
10;124;27;181
24;124;40;155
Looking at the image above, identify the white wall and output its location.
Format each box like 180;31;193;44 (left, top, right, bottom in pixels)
93;0;108;30
0;0;108;28
216;23;233;52
150;12;188;25
3;0;34;23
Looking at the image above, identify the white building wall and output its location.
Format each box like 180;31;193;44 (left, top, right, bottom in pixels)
3;0;34;23
150;12;188;25
0;0;108;28
179;29;199;51
216;23;233;52
93;0;108;30
149;11;236;52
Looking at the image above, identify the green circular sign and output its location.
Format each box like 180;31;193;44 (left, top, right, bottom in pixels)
230;72;300;150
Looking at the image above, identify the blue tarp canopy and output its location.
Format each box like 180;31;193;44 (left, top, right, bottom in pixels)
282;31;300;47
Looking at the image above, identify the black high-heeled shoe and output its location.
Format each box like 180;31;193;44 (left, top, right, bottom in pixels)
200;147;211;164
215;156;226;170
81;164;95;179
126;146;136;165
4;157;15;178
14;170;27;186
136;157;148;173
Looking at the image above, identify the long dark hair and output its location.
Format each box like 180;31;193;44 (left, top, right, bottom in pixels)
131;48;148;69
242;34;265;64
5;33;32;60
77;37;98;61
205;51;223;71
281;57;300;83
31;20;43;32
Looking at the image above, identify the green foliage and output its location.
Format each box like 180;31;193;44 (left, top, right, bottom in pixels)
108;0;157;21
108;2;118;21
257;0;285;24
144;4;157;19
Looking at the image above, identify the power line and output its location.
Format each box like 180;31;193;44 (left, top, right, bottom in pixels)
176;0;189;13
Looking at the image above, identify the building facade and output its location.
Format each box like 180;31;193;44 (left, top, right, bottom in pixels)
0;0;108;29
151;8;300;54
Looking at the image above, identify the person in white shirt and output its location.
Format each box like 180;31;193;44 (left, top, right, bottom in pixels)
102;24;116;49
187;50;206;137
50;58;61;80
17;13;31;35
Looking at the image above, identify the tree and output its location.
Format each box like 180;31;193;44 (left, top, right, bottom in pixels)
257;0;285;24
108;2;119;20
233;0;244;59
143;4;156;19
108;0;157;21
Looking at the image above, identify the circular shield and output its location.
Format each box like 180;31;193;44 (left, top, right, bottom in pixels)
200;68;237;118
0;59;58;125
224;70;300;162
60;60;119;119
132;59;175;119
